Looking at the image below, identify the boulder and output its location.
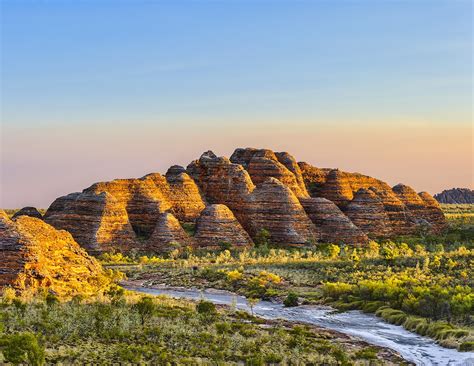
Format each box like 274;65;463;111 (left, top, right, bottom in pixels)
0;210;112;298
194;204;253;249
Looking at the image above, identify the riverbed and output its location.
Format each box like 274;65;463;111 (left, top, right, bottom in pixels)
123;283;474;366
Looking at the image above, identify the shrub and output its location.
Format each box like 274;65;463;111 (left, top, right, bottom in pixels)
255;229;271;247
0;332;45;366
459;341;474;352
196;300;216;315
284;292;299;307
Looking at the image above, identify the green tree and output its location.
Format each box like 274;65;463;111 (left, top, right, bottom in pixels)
133;297;155;326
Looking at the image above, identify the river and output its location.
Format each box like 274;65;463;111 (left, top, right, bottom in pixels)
123;284;474;366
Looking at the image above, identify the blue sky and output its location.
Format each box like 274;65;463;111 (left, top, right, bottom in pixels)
1;0;472;207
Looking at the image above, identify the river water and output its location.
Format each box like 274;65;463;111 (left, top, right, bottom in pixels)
124;284;474;366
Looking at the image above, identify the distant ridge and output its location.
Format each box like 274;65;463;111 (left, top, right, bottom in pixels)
434;188;474;204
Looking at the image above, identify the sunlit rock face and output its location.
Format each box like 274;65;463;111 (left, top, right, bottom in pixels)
12;207;43;220
230;148;309;198
194;204;253;249
42;147;446;253
0;210;111;298
44;191;138;255
300;197;368;245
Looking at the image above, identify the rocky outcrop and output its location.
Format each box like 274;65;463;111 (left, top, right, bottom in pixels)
368;187;414;235
12;207;43;220
164;166;206;222
230;148;309;198
146;212;193;252
41;148;446;253
0;210;112;298
244;178;318;245
44;191;137;255
434;188;474;204
393;185;446;232
300;198;368;245
187;151;255;213
194;204;253;249
345;189;391;237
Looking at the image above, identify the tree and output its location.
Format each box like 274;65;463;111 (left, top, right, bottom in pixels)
133;297;155;326
247;297;260;316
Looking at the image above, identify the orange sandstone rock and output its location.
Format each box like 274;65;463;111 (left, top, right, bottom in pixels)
194;204;253;249
0;211;112;298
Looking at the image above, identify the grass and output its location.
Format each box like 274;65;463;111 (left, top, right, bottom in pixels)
0;290;403;365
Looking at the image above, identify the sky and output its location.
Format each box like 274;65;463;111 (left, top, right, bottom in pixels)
1;0;472;208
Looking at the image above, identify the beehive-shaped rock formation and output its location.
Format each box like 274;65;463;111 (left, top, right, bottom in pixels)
12;207;43;220
244;178;318;245
300;198;368;245
0;211;112;298
40;147;446;253
194;204;253;249
230;148;309;198
146;212;193;252
345;188;391;236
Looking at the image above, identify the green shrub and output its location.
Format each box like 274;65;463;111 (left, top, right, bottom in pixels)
354;347;378;359
283;292;299;307
0;332;45;366
459;341;474;351
196;300;216;315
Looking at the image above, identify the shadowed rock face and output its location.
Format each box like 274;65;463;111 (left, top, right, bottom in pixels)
194;204;253;249
12;207;43;220
42;148;446;253
146;212;193;252
187;152;255;212
434;188;474;204
0;210;111;298
300;198;368;245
